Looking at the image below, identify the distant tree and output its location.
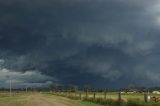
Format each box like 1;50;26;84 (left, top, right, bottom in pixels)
96;89;104;92
68;84;78;92
74;85;78;92
49;81;57;92
84;85;92;92
57;85;64;92
128;84;135;89
125;84;136;92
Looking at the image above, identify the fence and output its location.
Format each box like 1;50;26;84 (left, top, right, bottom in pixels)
53;91;159;105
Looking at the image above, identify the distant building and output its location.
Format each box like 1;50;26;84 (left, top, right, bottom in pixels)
127;91;137;94
120;91;125;94
152;91;160;94
126;89;138;94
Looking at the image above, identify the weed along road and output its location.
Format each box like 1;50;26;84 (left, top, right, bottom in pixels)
0;92;102;106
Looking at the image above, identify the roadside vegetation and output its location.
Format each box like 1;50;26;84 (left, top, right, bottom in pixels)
48;83;160;106
53;92;160;106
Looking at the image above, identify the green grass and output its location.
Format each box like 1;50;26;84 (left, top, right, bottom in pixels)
0;93;30;106
58;92;160;101
69;100;102;106
53;92;160;106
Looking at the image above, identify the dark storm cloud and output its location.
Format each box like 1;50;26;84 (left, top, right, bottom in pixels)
0;0;160;88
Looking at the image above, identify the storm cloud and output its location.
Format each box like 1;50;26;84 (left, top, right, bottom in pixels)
0;0;160;88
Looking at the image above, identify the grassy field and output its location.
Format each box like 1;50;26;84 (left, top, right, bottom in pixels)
1;92;160;106
54;92;160;106
59;92;160;101
0;92;102;106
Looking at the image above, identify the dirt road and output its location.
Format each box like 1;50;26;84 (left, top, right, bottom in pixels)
0;93;101;106
28;93;68;106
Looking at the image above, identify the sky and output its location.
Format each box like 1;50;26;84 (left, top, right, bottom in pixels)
0;0;160;89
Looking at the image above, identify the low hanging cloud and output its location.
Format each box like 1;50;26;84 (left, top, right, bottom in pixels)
0;68;53;88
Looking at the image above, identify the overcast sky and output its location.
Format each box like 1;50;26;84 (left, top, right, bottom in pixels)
0;0;160;88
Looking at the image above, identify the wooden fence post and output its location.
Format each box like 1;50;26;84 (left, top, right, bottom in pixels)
75;92;76;97
144;93;148;103
79;92;82;100
118;92;121;106
86;90;88;98
93;92;96;99
104;90;107;99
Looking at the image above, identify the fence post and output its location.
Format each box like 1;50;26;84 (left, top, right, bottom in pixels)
118;92;121;106
144;93;148;103
93;92;96;99
104;90;107;99
86;90;88;98
79;92;82;100
75;92;76;97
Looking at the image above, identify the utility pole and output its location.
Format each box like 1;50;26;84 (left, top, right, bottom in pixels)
26;87;28;93
6;75;12;97
9;79;12;96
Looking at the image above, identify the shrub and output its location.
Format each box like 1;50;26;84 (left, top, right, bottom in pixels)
126;99;159;106
83;97;126;106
